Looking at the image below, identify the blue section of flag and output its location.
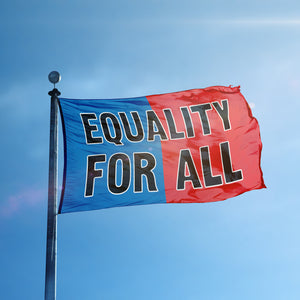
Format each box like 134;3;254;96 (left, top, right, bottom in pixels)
58;97;167;213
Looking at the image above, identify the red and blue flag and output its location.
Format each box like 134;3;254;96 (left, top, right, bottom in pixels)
58;86;265;214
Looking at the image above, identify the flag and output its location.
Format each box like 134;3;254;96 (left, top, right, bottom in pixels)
58;86;265;214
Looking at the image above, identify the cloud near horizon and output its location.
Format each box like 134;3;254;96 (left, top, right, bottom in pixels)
0;186;46;217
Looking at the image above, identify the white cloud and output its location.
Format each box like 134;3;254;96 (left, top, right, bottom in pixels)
0;187;46;217
214;18;300;26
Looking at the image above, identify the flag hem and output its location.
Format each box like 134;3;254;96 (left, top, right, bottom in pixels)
57;99;67;214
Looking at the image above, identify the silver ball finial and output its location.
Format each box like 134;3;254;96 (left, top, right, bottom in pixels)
48;71;61;86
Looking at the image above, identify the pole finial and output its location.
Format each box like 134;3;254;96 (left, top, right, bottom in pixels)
48;71;61;88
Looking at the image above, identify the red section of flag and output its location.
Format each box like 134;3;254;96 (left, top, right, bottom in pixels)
147;86;265;204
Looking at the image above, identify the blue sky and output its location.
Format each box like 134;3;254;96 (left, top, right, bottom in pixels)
1;1;300;299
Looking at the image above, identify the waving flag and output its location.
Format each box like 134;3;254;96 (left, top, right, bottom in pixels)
58;86;265;214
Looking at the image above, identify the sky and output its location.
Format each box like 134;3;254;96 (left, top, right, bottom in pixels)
1;1;300;299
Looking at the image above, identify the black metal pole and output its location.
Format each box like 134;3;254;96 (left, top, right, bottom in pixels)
45;86;60;300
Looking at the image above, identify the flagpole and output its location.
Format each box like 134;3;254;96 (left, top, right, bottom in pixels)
45;71;61;300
